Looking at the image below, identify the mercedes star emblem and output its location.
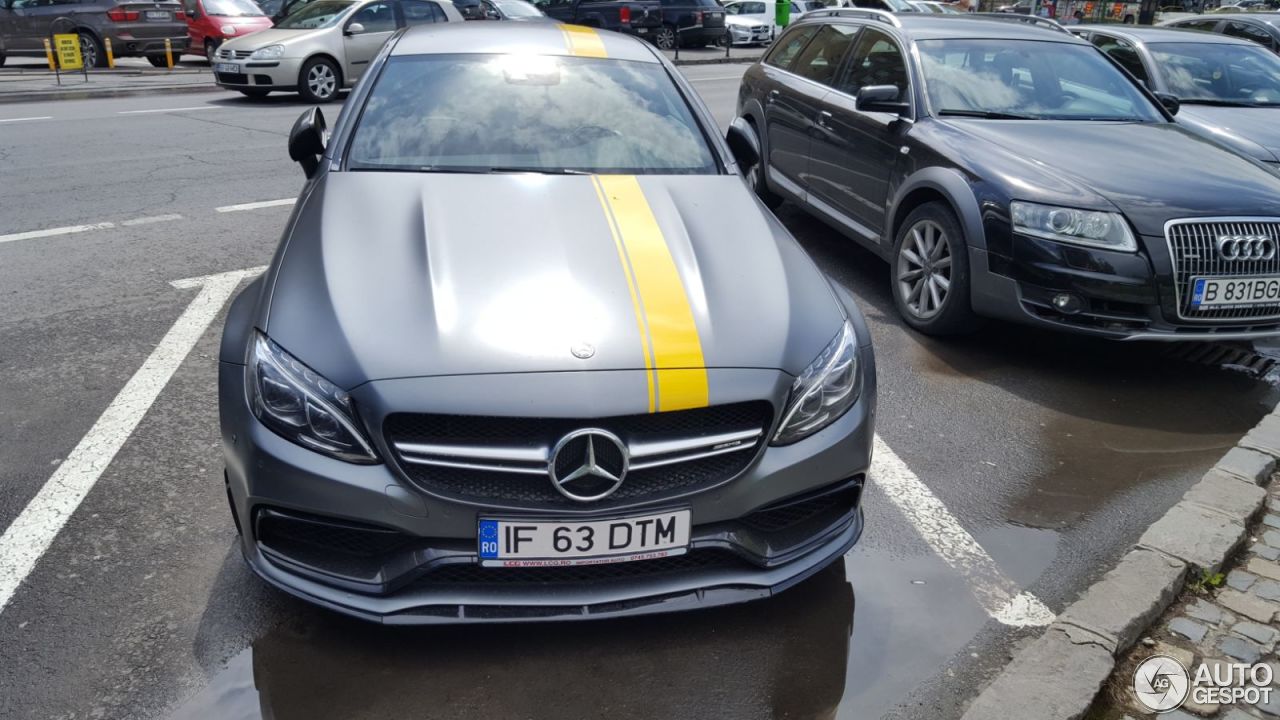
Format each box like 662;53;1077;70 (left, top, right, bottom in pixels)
548;428;628;502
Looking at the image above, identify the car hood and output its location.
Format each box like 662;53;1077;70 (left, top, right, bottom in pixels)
220;26;322;50
1176;104;1280;163
943;119;1280;235
264;173;844;389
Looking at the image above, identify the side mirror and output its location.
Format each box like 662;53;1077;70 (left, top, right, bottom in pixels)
856;84;909;115
725;117;760;172
1154;91;1180;116
345;21;365;33
288;107;327;178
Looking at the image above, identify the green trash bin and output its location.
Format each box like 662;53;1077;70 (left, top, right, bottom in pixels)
775;0;791;29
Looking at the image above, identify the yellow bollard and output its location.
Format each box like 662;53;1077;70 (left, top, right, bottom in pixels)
165;37;174;69
43;38;56;71
104;36;115;69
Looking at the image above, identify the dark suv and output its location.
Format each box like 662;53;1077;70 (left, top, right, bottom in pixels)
0;0;189;67
736;10;1280;340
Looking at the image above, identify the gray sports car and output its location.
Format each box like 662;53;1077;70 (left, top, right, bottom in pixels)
218;21;876;623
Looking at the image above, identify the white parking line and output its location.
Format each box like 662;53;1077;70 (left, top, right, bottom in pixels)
872;435;1056;627
0;116;53;124
0;222;115;246
0;267;265;615
215;198;296;213
121;214;184;227
117;106;217;115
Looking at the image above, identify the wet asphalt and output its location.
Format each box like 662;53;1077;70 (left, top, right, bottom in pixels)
0;64;1277;720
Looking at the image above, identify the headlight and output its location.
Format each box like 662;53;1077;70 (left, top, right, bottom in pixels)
246;332;378;464
773;321;860;446
249;44;284;60
1010;200;1137;252
221;24;237;34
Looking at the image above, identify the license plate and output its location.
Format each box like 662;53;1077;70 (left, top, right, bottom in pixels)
1190;275;1280;309
477;509;690;566
145;9;170;19
636;27;648;33
214;62;239;73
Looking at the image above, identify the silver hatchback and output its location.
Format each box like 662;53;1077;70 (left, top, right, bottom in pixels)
213;0;461;101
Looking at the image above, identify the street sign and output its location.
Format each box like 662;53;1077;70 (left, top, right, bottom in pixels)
53;33;82;71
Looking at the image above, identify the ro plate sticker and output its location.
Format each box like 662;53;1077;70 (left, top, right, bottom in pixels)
478;519;499;559
1192;278;1207;307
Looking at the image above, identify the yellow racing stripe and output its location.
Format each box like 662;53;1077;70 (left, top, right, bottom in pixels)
560;24;608;58
594;175;709;412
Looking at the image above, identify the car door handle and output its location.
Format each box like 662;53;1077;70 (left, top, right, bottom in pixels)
816;110;833;128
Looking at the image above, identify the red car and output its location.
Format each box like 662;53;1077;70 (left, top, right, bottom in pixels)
181;0;273;63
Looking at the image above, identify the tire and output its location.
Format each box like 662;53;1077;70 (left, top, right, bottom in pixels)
239;88;270;98
744;120;783;209
298;56;341;103
0;51;6;68
653;24;676;50
890;201;981;335
205;39;220;64
78;31;105;69
147;53;174;68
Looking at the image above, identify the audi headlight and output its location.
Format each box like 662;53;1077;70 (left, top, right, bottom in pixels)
773;321;860;446
249;44;284;60
1010;201;1137;252
246;332;378;464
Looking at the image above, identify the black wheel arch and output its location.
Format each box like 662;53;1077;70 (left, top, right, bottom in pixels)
885;168;986;254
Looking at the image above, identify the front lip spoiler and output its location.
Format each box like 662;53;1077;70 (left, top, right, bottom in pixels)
239;507;863;625
1120;329;1280;341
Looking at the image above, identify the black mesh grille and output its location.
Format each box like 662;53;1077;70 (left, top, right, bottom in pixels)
384;402;773;507
215;72;248;84
740;483;860;533
1167;220;1280;321
257;509;410;558
411;549;750;587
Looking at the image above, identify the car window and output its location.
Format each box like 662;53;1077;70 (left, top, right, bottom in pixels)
1175;19;1221;32
790;23;858;86
1149;40;1280;105
743;0;765;10
764;24;819;70
1223;20;1275;49
347;54;719;174
349;0;395;29
402;0;442;22
202;0;265;13
492;0;540;14
275;0;353;26
1090;34;1149;84
837;27;908;98
917;38;1163;120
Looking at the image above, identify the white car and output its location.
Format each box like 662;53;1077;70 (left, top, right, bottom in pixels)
213;0;463;102
726;13;773;44
722;0;827;29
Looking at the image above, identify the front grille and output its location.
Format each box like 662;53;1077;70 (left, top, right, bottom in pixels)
215;72;248;84
411;549;750;587
385;402;773;508
1167;218;1280;322
218;48;253;60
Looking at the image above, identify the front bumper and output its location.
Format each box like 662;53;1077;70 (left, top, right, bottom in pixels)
971;230;1280;341
728;24;772;45
220;365;874;624
213;57;303;92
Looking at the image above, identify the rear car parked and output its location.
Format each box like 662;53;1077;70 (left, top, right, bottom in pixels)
533;0;662;40
183;0;271;62
737;10;1280;339
0;0;189;67
650;0;725;49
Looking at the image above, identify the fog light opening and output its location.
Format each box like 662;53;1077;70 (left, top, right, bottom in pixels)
1051;293;1083;315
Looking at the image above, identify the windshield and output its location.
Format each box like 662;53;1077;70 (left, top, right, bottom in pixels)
917;39;1164;121
203;0;265;14
1149;41;1280;106
347;54;718;174
492;0;541;15
275;0;352;27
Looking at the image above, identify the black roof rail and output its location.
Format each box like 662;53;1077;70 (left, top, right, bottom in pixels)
802;7;903;26
965;12;1073;34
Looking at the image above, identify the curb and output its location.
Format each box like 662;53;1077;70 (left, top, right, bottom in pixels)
961;411;1280;720
0;81;220;104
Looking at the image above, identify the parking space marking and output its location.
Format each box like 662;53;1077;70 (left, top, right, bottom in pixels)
0;116;52;124
215;199;296;213
117;106;218;115
0;222;115;246
871;435;1056;627
0;267;264;616
120;214;184;227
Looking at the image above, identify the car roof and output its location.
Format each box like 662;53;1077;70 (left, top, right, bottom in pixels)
799;12;1090;42
1189;11;1280;22
1078;23;1258;42
392;22;662;63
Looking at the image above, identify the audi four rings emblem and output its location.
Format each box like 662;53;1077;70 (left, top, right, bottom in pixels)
548;428;629;502
1217;235;1277;261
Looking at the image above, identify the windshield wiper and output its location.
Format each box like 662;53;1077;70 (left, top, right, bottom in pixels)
937;109;1038;120
486;166;590;175
1179;98;1257;107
